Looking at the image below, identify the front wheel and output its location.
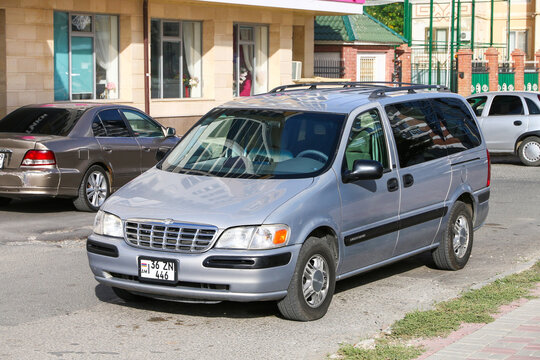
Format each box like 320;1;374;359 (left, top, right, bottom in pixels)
277;237;336;321
432;201;473;270
73;165;110;212
517;136;540;166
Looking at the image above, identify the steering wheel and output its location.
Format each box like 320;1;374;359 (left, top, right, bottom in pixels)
222;139;254;173
296;149;329;163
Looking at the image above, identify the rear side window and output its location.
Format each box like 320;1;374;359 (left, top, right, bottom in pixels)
467;96;487;117
97;109;131;137
525;98;540;115
385;100;447;168
488;95;524;115
0;107;84;136
431;97;482;154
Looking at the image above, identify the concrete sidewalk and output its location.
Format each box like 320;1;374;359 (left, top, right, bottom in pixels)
425;297;540;360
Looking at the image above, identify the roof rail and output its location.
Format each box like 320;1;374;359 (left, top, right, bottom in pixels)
368;84;449;99
268;81;448;94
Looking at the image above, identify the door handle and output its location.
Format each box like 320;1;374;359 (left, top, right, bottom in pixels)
514;120;522;126
403;174;414;188
143;147;151;152
387;177;399;192
103;147;112;153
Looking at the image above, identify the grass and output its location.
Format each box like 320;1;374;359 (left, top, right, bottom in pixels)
334;261;540;360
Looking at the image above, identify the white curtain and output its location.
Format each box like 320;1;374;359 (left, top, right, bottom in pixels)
95;15;118;99
182;22;202;98
254;26;268;94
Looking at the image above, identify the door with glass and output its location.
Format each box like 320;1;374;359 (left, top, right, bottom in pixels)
71;36;94;99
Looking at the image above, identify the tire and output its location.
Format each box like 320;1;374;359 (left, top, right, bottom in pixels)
277;236;336;321
112;287;147;302
0;197;11;206
73;165;110;212
432;201;473;271
517;136;540;166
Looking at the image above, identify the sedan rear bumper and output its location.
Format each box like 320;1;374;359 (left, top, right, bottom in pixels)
0;168;61;197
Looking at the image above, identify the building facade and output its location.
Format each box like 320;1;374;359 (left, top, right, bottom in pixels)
0;0;364;133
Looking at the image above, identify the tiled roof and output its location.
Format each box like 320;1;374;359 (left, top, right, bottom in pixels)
315;14;405;44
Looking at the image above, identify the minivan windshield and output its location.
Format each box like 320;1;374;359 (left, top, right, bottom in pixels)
0;107;85;136
160;109;345;179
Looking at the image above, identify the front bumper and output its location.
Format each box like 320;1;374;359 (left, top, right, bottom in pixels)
0;168;61;197
87;234;301;302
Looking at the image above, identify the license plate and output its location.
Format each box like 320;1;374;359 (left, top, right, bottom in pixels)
0;153;5;169
138;257;177;284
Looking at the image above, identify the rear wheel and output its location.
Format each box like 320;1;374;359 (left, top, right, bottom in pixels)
277;237;336;321
517;136;540;166
0;197;11;206
73;165;110;212
432;201;473;270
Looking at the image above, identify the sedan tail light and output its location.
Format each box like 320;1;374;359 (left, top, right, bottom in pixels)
21;150;56;167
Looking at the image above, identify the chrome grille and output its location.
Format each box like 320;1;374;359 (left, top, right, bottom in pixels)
124;220;218;253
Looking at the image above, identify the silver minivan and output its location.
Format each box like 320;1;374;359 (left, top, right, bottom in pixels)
87;83;491;321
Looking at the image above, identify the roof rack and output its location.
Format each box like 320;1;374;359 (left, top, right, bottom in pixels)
268;81;449;98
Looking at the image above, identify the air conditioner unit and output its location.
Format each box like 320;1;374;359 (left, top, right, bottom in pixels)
461;31;471;42
292;61;302;80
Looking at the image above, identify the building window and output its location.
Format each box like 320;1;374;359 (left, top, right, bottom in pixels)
151;19;202;99
54;12;119;101
509;30;528;55
233;24;268;97
425;28;447;52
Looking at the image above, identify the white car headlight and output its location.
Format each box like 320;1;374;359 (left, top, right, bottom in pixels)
93;210;123;238
215;225;290;250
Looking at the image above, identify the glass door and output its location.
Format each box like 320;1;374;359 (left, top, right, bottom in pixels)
71;36;94;99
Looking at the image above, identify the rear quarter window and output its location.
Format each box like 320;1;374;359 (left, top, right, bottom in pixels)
488;95;524;115
0;107;84;136
431;97;482;154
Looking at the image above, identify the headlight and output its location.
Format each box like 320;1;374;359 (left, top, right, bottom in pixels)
215;225;290;250
93;210;123;238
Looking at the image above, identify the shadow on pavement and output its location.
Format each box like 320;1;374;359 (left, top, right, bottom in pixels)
94;284;279;319
0;198;77;213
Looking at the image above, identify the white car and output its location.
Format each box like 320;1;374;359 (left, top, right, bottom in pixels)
467;91;540;166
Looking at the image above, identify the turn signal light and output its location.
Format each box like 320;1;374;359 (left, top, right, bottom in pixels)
21;150;56;167
273;229;288;245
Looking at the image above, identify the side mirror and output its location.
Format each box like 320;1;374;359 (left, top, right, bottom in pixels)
165;127;176;137
155;147;171;162
342;159;383;183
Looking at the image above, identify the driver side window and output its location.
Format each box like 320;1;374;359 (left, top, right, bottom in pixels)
345;109;389;171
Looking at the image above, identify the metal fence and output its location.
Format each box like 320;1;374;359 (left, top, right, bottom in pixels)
314;59;345;78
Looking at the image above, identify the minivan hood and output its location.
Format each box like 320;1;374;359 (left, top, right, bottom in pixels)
103;168;314;229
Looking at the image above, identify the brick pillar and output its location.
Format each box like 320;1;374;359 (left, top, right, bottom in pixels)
396;44;412;83
457;49;473;96
341;46;356;81
512;49;526;91
536;50;540;87
485;47;499;91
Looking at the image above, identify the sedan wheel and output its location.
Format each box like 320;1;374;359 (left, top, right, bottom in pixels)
518;136;540;166
73;165;110;212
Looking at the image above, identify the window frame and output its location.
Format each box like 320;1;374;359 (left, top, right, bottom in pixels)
93;109;134;138
342;107;392;173
150;18;203;99
488;95;525;116
119;108;165;138
60;12;120;101
233;23;269;97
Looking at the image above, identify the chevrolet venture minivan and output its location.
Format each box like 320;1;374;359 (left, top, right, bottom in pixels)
87;83;490;321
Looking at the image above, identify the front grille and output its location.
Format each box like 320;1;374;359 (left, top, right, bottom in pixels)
124;220;218;253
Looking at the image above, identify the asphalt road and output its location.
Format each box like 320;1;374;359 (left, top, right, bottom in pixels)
0;156;539;359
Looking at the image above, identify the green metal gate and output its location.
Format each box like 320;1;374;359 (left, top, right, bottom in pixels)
524;62;538;91
498;62;515;91
471;61;489;94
